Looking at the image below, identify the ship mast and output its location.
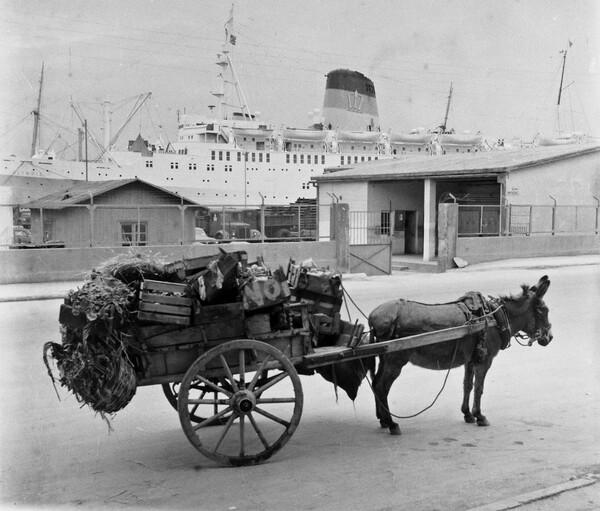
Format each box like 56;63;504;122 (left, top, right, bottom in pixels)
212;5;253;121
556;42;570;135
31;63;44;157
437;82;453;133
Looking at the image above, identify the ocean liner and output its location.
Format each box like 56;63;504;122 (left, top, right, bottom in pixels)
1;11;486;206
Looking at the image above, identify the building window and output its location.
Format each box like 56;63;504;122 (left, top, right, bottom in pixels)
189;163;197;170
380;211;390;235
170;162;179;169
121;221;147;246
145;160;153;168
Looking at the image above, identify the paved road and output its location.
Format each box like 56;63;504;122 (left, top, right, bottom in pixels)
1;259;598;510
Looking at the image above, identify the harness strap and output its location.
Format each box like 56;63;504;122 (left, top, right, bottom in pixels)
488;297;512;349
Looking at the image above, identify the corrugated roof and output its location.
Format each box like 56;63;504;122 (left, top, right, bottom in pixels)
22;178;200;209
314;143;600;182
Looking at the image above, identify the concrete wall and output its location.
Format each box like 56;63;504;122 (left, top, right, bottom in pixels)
0;241;338;284
438;202;599;269
455;234;600;265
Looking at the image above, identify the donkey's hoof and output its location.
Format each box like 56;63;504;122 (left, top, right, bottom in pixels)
464;415;476;424
389;425;402;436
476;417;490;427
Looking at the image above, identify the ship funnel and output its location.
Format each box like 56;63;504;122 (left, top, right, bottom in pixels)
322;69;380;131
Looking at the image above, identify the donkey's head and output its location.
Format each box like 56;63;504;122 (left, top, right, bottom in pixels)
508;275;552;346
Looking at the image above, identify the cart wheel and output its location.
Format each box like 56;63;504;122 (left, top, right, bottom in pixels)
162;382;229;424
178;339;303;466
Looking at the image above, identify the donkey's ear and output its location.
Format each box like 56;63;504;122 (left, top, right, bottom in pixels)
534;275;550;298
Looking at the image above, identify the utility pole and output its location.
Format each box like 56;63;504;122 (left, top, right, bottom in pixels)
84;119;89;181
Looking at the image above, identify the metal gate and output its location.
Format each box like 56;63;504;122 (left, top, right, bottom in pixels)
348;210;392;275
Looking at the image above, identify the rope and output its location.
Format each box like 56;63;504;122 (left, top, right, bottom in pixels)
341;282;461;420
358;336;459;420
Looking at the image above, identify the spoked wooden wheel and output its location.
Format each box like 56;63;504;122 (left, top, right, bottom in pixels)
162;382;228;424
178;339;303;466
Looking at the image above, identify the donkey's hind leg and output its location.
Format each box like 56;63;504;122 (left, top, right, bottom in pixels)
461;362;476;423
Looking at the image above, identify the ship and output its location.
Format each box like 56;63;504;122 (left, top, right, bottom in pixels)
1;10;488;207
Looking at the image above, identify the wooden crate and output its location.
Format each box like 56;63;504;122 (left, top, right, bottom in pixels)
137;280;192;326
290;289;343;316
293;272;342;299
242;277;291;311
138;302;246;349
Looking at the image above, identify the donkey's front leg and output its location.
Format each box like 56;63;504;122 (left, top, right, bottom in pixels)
472;362;492;426
461;362;476;423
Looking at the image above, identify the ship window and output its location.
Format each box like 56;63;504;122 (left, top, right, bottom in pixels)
286;154;290;164
121;221;147;247
189;163;197;170
307;155;311;164
300;154;304;164
219;151;223;161
170;162;179;169
361;156;365;162
266;154;270;163
340;156;344;165
354;156;358;163
145;160;153;168
211;151;215;160
293;154;297;164
256;141;265;151
321;155;325;165
252;153;256;162
226;151;230;161
237;152;242;161
259;153;263;163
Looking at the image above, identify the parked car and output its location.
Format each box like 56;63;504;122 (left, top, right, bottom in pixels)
13;226;31;244
193;227;218;244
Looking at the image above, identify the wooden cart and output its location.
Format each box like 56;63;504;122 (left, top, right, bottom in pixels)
127;277;493;466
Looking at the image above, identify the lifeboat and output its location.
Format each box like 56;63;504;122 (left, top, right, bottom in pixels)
389;133;433;145
438;133;484;146
538;134;584;146
282;128;327;142
232;127;275;139
335;130;381;143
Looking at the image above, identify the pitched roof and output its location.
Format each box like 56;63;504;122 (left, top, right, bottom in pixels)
21;178;200;209
314;143;600;182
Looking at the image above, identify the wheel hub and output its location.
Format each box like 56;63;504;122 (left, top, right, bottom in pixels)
231;389;256;415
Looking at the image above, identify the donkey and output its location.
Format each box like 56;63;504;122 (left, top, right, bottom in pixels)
368;276;552;435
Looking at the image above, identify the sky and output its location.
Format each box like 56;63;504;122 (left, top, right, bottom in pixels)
1;0;599;158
